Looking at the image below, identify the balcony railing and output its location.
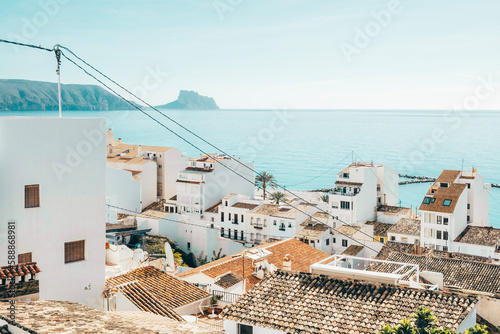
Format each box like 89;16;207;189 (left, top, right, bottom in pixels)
213;290;242;304
254;225;263;230
330;189;358;196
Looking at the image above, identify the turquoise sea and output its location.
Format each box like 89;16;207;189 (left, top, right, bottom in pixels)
5;109;500;227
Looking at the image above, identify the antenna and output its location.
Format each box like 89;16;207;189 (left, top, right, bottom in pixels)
55;44;62;118
461;158;464;171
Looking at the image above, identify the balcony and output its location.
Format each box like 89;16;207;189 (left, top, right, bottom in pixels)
330;189;358;196
279;227;286;231
254;224;263;230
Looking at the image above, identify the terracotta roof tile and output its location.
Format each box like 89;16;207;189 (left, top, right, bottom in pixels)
224;271;477;333
107;266;210;310
231;202;259;210
365;221;392;237
341;245;363;256
214;272;243;289
436;170;461;183
454;225;500;249
377;205;411;214
0;262;41;280
387;218;421;236
178;239;329;292
419;183;466;213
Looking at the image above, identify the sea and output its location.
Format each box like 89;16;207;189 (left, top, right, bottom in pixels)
5;109;500;228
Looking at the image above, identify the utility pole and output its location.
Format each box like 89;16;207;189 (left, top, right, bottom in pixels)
55;44;62;118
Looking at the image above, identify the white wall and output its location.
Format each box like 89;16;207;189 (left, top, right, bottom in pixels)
140;162;158;209
0;117;106;310
106;167;141;215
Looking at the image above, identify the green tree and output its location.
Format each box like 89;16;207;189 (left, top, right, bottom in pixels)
378;306;488;334
269;191;287;204
320;194;329;203
255;172;277;200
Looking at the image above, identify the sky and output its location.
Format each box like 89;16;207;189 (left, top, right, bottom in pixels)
1;0;500;109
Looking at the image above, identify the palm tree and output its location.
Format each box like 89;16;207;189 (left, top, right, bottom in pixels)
320;194;329;203
269;191;287;204
255;172;277;200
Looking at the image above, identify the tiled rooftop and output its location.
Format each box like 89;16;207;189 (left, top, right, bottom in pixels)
454;225;500;249
224;270;477;333
118;282;184;321
296;222;329;238
335;180;363;186
341;245;363;256
419;183;466;213
178;239;329;291
376;205;410;214
205;201;221;213
365;221;392;237
0;301;217;334
214;272;243;289
0;262;41;279
334;224;360;236
250;203;315;220
107;266;210;310
387;218;421;236
370;252;500;294
435;170;461;183
138;209;172;220
231;202;259;210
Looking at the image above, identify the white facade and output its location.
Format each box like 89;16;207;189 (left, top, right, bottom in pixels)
218;194;261;245
177;154;255;217
105;167;141;221
329;163;398;225
0;117;106;310
418;169;489;251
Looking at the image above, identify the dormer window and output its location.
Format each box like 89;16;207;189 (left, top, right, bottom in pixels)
440;183;448;188
431;198;436;203
443;199;452;206
422;197;432;204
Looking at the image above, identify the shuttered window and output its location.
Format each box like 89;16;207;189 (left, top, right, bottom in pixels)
25;185;40;208
65;240;85;263
18;252;32;264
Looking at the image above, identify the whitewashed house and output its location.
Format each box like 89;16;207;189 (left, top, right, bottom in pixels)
387;218;421;245
452;225;500;260
218;194;261;244
419;169;490;251
295;212;334;253
0;117;106;310
106;129;187;201
176;154;254;217
329;162;398;225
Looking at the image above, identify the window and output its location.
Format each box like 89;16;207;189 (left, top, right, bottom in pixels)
391;236;396;241
340;201;351;210
380;237;385;243
240;231;244;241
437;231;442;239
225;201;228;206
467;215;470;222
443;217;449;225
25;185;40;208
221;212;224;222
401;237;408;243
342;239;348;247
228;213;232;221
326;239;330;245
238;323;253;334
18;252;32;264
279;223;285;231
342;173;349;178
443;199;452;206
467;183;470;189
187;242;191;250
233;230;238;240
64;240;85;264
273;220;277;226
241;215;244;223
443;231;448;240
333;238;336;243
437;216;442;224
443;246;448;251
467;204;470;209
422;197;431;205
288;222;292;228
228;229;232;238
431;198;436;203
158;165;162;169
220;227;224;236
440;183;448;188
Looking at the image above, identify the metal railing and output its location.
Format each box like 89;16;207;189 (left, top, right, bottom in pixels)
213;290;242;304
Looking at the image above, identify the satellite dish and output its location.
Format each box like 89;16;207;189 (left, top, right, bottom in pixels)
165;242;175;270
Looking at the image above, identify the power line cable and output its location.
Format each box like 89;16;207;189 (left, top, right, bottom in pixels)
0;39;53;52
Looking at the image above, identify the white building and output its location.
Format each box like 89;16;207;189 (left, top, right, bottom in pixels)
176;154;254;217
452;225;500;260
295;212;334;254
419;169;491;251
217;193;261;244
106;129;187;201
329;162;398;225
0;117;106;310
387;218;421;245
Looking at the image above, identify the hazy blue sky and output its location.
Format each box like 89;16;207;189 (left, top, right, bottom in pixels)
1;0;500;109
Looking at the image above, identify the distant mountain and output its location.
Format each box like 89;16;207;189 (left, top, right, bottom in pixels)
0;79;134;111
156;90;219;110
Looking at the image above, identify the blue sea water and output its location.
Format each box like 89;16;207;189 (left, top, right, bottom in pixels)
5;109;500;227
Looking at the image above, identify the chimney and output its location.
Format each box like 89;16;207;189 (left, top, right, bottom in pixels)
283;254;291;271
138;145;142;156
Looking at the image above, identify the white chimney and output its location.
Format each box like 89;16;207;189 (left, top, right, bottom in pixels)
138;145;142;156
283;254;291;271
